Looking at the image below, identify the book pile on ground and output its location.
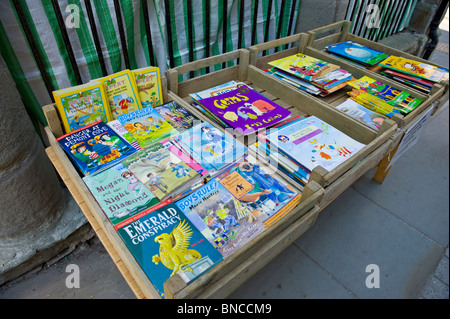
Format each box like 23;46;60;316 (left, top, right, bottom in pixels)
325;41;389;69
266;53;354;97
189;82;291;135
253;115;366;187
379;56;449;93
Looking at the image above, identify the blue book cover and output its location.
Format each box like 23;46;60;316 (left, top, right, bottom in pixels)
57;120;136;176
326;41;389;66
116;201;223;299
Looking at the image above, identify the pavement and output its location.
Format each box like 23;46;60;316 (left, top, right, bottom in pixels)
0;30;448;300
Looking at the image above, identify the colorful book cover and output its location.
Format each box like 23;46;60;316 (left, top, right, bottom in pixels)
83;163;160;228
347;76;422;114
53;81;112;133
265;116;366;173
117;106;178;148
154;101;200;133
173;122;248;172
132;67;163;108
99;70;142;120
189;80;241;101
107;119;142;151
326;41;389;66
161;139;209;177
379;56;448;83
336;99;387;130
196;85;291;135
215;154;301;227
347;89;402;118
56;120;136;176
175;179;265;258
116;201;223;298
122;142;200;201
268;53;340;81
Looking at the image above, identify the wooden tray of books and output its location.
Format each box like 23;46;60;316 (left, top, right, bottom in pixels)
165;49;397;208
42;73;325;299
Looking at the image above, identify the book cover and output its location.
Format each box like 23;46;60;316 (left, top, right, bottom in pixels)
268;53;340;81
116;201;223;298
132;67;163;108
53;81;112;133
215;154;300;227
265;116;366;173
175;179;265;258
196;85;291;135
161;139;209;177
379;56;448;83
83;163;160;228
56;120;136;176
107;119;142;151
336;99;387;130
326;41;389;66
122;142;200;201
117;106;178;148
173;122;248;172
154;101;200;133
99;70;142;119
189;80;241;101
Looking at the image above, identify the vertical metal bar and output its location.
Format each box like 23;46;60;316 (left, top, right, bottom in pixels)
355;0;369;36
113;0;130;69
222;0;228;69
84;0;108;76
274;0;286;53
186;0;195;78
284;0;297;50
12;0;55;101
351;0;365;34
373;0;391;41
385;0;402;37
164;0;175;69
368;0;385;41
392;0;408;35
238;0;244;49
205;0;211;73
141;0;156;67
251;0;259;45
262;0;272;56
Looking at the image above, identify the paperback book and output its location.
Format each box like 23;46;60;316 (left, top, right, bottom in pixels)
379;56;448;83
325;41;389;66
154;101;200;133
133;66;163;108
83;163;160;228
107;119;142;151
336;98;387;130
116;201;223;298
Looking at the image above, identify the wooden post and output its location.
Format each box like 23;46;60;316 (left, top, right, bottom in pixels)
372;143;400;184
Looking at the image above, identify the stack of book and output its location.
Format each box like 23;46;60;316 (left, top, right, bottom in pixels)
252;115;366;188
189;82;291;135
379;56;449;93
325;41;389;70
265;53;354;97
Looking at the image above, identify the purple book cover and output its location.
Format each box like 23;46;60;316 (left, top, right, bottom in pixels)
198;85;291;135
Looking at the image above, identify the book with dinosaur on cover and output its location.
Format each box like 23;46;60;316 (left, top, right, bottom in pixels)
56;120;136;176
116;200;223;298
83;163;160;228
132;66;163;108
175;179;265;258
53;81;112;133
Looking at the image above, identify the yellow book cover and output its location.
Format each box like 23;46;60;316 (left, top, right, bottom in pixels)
132;66;164;108
379;56;447;83
99;70;142;120
53;81;112;133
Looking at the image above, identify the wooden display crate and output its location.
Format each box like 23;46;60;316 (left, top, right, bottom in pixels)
165;49;397;207
42;75;324;299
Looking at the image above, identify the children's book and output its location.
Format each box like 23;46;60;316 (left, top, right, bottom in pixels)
99;70;142;120
161;139;209;177
107;120;142;151
189;80;241;101
215;154;301;227
268;53;340;81
154;101;200;133
347;89;402;118
195;85;291;135
336;98;387;130
83;163;160;228
173;122;248;173
265;116;366;173
56;120;136;176
379;56;448;83
117;106;178;148
116;200;223;298
325;41;389;66
122;142;201;201
53;82;112;133
175;179;265;258
132;67;163;108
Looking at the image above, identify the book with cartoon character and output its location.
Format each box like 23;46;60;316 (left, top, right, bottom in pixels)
132;66;163;108
116;200;223;298
53;81;112;134
56;120;136;176
195;85;291;135
325;41;389;66
98;69;142;120
175;179;265;258
154;101;200;133
264;116;366;174
83;163;160;228
117;106;178;148
122;142;201;201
